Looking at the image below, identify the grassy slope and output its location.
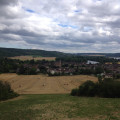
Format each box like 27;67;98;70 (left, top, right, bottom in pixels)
0;94;120;120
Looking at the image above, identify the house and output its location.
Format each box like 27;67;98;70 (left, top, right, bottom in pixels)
87;60;99;65
105;73;113;78
50;70;55;75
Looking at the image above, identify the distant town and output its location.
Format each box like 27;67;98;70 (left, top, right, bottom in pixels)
1;55;120;79
16;59;120;79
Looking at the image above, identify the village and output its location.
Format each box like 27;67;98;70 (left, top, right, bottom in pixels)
16;59;120;79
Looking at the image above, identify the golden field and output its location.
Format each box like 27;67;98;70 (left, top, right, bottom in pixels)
9;56;56;61
0;73;98;94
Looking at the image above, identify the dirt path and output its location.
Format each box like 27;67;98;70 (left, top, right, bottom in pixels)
0;73;98;94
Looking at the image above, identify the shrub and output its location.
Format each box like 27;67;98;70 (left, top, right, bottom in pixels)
71;78;120;98
0;80;19;101
98;80;120;98
29;68;37;75
71;88;78;96
78;80;97;97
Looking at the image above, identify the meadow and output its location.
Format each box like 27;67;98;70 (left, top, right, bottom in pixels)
0;94;120;120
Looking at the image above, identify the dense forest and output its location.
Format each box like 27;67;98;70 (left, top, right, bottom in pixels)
0;47;68;57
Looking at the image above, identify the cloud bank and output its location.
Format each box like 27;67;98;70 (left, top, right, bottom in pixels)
0;0;120;53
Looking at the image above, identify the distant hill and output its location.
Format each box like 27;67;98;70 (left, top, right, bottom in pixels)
0;47;120;58
0;48;68;57
75;53;120;57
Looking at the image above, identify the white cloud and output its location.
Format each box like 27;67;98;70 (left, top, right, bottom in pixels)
0;0;120;53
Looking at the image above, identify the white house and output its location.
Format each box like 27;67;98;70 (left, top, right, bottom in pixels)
86;60;99;64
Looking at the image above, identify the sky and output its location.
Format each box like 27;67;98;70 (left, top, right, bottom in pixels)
0;0;120;53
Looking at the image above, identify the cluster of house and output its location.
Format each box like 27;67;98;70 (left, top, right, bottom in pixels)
49;61;120;77
102;63;120;78
17;60;120;77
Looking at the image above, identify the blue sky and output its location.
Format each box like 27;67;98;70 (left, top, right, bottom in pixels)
0;0;120;53
26;9;35;13
58;23;78;29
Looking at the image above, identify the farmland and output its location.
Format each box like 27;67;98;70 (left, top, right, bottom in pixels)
0;73;97;94
9;56;56;61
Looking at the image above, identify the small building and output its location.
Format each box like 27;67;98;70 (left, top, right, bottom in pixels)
87;60;99;65
50;70;55;75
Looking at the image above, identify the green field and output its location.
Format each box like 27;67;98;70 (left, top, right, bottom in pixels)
0;94;120;120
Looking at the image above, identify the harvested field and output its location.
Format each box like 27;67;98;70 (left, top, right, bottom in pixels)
9;56;56;61
0;73;97;94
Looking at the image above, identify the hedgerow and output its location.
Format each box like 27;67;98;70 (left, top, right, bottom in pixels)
71;78;120;98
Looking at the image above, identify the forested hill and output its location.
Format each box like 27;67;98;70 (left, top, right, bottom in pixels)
0;47;120;58
0;48;68;57
75;53;120;57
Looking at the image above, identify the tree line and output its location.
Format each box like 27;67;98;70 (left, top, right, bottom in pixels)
56;56;119;63
71;77;120;98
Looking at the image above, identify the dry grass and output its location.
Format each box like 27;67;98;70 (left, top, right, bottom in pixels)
0;73;97;94
9;56;56;61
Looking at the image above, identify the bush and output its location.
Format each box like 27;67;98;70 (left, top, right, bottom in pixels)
29;68;37;75
71;88;78;96
0;80;19;101
71;78;120;98
78;80;97;97
98;80;120;98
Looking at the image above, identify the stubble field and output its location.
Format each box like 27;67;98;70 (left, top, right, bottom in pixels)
0;73;97;94
9;56;56;61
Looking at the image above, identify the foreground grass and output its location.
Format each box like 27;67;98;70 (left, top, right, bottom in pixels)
0;94;120;120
